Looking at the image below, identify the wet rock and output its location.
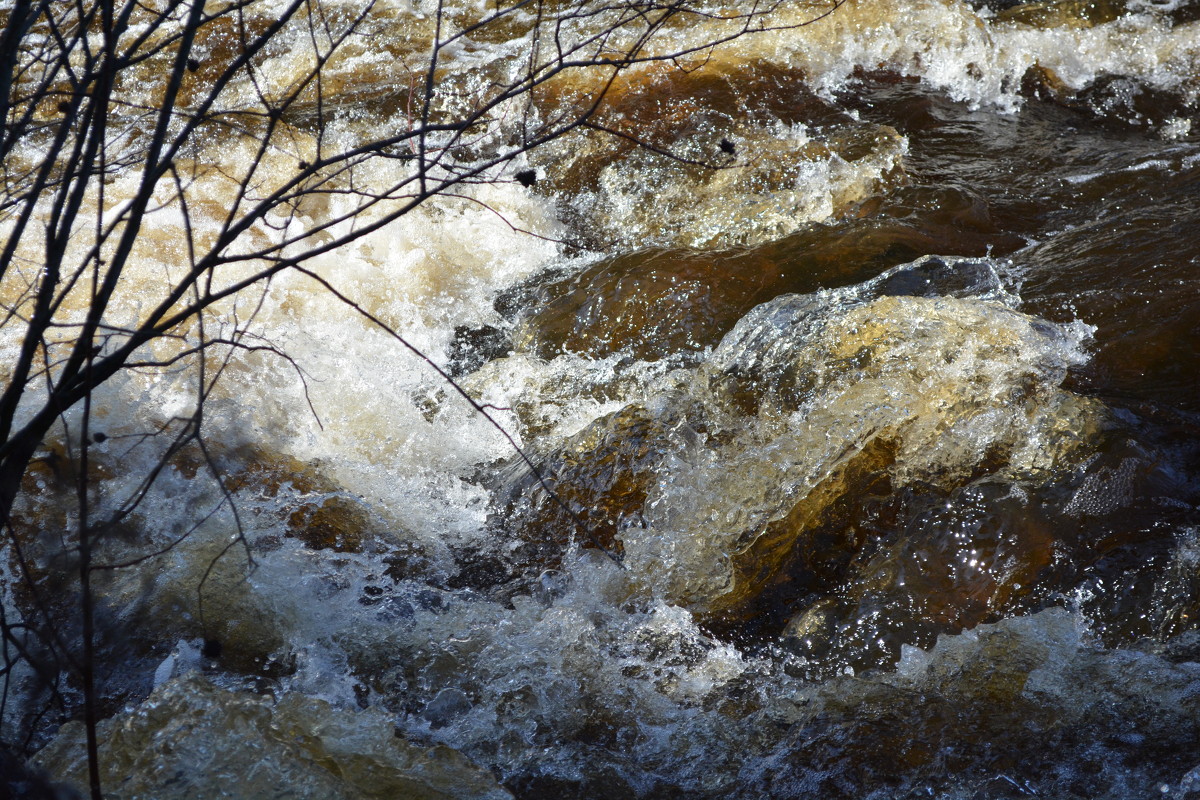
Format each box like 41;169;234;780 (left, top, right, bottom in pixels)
214;447;399;556
1073;74;1196;129
502;258;1101;632
512;249;781;361
530;59;906;249
9;439;416;705
533;60;854;197
286;495;374;552
581;122;907;249
764;609;1200;799
423;687;473;728
1019;63;1071;102
1165;630;1200;663
1016;64;1193;133
1176;765;1200;798
707;435;903;621
780;482;1058;673
994;0;1128;27
34;676;513;800
448;324;511;377
492;403;673;574
1016;63;1195;137
511;214;1022;365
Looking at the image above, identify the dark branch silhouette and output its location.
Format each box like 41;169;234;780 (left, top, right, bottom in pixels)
0;0;845;795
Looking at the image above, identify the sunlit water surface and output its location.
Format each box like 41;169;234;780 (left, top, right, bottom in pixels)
10;0;1200;797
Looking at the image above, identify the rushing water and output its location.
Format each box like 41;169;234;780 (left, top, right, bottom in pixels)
8;0;1200;797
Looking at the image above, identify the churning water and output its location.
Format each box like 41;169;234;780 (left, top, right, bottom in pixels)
8;0;1200;797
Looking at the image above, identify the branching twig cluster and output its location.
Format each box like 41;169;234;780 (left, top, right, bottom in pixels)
0;0;843;795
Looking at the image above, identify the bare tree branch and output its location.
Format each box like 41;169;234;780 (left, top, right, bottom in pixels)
0;0;846;789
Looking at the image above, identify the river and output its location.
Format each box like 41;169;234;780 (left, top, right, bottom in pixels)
10;0;1200;797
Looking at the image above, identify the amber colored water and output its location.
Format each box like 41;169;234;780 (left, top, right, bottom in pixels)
18;2;1200;799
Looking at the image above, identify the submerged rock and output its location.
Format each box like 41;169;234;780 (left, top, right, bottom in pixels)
778;480;1059;673
530;58;906;249
2;438;424;740
645;283;1098;617
994;0;1128;28
510;191;1024;364
511;248;782;362
34;675;513;800
759;608;1200;799
582;123;906;250
1072;74;1198;130
497;257;1102;641
1020;66;1198;132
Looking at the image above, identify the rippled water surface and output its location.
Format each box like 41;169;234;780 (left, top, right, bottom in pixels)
9;0;1200;797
